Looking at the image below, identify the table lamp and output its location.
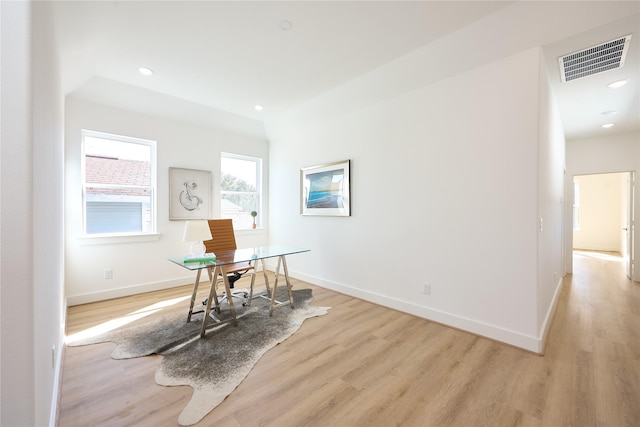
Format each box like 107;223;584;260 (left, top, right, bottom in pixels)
183;220;213;257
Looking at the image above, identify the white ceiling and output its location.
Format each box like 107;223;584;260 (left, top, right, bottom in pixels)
52;1;639;141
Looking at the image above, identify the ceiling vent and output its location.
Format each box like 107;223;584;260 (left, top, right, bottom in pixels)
558;34;632;82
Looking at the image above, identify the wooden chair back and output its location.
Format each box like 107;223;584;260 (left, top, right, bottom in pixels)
204;218;254;280
204;219;237;253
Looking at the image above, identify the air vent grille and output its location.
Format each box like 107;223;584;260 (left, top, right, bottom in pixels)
559;34;632;82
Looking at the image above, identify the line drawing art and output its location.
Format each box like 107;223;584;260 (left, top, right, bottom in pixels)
179;180;203;211
169;168;211;220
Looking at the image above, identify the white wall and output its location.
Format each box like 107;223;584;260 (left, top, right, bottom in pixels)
1;2;65;425
536;57;566;352
32;3;66;425
65;98;269;304
565;132;640;279
573;173;624;252
0;3;34;424
266;46;562;352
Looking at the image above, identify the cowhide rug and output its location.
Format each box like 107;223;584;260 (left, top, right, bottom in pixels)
69;288;329;425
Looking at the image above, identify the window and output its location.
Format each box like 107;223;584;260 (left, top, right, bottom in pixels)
82;130;156;235
221;153;262;229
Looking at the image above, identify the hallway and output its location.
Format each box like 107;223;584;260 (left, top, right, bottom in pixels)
542;250;640;425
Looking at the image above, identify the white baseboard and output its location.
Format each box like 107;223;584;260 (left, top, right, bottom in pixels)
292;270;543;353
66;277;194;306
66;264;289;306
66;264;281;306
537;275;564;354
66;267;558;354
50;299;67;427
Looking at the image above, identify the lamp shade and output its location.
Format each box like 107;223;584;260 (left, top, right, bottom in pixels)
182;220;212;242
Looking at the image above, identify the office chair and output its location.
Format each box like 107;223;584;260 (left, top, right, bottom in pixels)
202;218;256;310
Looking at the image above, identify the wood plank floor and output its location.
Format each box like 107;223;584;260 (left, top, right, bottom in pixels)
58;251;640;426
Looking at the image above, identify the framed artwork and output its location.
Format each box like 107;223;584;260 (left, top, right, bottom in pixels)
169;167;212;220
300;159;351;216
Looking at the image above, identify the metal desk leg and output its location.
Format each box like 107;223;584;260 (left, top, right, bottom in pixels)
206;268;221;314
246;267;257;306
254;259;274;305
269;255;295;316
269;257;282;315
200;266;219;337
281;255;295;309
187;269;202;323
260;259;271;296
221;267;238;327
200;266;239;338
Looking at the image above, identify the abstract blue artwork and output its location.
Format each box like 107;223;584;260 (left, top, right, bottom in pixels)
301;160;350;216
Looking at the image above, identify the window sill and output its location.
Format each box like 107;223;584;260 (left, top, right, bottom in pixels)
78;233;161;245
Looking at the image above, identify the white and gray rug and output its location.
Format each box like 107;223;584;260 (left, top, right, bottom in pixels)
69;288;329;425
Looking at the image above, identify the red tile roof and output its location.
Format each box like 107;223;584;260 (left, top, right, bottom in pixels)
85;155;151;197
86;155;150;186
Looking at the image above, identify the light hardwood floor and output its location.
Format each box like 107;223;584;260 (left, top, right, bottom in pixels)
58;252;640;426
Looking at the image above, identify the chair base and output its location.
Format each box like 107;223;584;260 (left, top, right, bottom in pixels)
202;288;250;309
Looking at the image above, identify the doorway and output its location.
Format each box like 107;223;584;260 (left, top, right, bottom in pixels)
572;171;634;279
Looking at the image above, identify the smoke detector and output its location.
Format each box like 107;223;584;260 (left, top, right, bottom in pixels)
559;34;632;82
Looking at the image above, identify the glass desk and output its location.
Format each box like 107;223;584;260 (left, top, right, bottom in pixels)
169;245;310;338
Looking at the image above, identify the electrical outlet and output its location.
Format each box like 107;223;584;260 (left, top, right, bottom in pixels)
104;269;113;279
423;283;431;295
51;345;55;369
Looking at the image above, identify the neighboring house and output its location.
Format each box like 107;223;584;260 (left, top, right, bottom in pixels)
84;155;152;234
220;198;242;216
221;198;254;229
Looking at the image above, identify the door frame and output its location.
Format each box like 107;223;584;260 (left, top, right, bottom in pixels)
565;170;636;280
625;171;634;279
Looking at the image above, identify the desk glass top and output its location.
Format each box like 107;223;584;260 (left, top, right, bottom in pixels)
168;245;310;270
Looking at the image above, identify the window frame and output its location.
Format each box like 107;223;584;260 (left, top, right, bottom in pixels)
81;129;157;237
220;152;262;230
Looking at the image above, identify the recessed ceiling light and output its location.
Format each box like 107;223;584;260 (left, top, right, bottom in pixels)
254;105;264;111
601;110;617;116
138;67;153;76
279;19;292;31
607;79;629;88
601;123;615;129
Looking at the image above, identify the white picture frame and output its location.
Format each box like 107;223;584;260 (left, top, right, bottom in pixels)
169;167;212;220
300;160;351;216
